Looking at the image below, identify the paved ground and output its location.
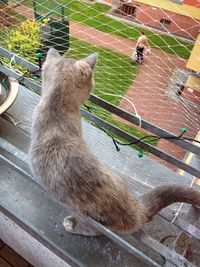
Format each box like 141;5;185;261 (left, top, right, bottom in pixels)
69;20;199;161
9;4;200;169
0;4;20;28
69;21;200;168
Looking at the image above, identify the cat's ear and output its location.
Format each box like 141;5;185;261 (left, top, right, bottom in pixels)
46;48;61;60
84;53;98;70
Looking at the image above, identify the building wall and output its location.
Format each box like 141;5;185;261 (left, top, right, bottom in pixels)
113;1;200;39
134;2;200;39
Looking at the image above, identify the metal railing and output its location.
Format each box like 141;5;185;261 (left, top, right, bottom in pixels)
0;46;200;266
0;154;199;267
0;47;199;177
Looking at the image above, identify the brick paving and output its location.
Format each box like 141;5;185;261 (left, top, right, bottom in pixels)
8;4;200;168
0;4;20;28
0;240;32;267
70;20;200;165
11;4;34;18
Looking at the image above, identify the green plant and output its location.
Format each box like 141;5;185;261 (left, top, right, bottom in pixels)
4;19;47;63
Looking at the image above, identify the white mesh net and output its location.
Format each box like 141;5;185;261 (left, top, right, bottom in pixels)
0;0;199;175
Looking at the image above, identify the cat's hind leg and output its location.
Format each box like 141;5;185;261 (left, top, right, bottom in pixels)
63;216;101;236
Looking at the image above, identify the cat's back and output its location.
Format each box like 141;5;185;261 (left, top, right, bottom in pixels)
30;99;82;177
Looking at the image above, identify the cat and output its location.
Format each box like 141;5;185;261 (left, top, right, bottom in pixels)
29;48;200;236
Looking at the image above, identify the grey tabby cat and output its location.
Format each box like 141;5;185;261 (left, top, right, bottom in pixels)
30;48;200;236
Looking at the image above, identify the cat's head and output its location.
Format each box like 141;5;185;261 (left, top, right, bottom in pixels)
41;48;98;108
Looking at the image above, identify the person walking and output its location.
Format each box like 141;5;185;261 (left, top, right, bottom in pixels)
135;31;149;64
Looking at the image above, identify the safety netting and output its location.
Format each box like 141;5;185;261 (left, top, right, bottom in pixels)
0;0;199;174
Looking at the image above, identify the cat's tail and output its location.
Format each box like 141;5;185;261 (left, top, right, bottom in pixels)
138;184;200;224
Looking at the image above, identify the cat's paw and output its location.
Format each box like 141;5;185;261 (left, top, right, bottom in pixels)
63;216;78;232
63;215;101;236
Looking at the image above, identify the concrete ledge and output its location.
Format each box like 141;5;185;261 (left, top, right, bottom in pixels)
0;212;71;267
1;85;199;266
